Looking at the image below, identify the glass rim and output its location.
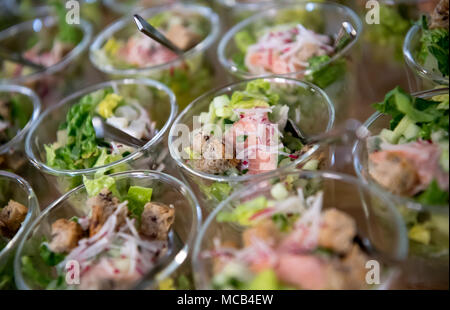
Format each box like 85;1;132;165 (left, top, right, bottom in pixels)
352;87;450;212
214;0;277;10
168;76;336;182
13;170;202;290
24;78;178;177
0;84;41;155
192;169;409;289
217;1;363;79
403;24;450;86
89;3;220;76
0;15;93;84
0;170;40;259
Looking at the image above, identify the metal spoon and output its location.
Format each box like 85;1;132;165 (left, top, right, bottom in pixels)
285;118;369;146
92;116;147;148
0;47;46;71
133;14;184;56
334;21;357;52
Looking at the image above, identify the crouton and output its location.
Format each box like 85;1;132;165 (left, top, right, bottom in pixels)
0;200;28;238
140;202;175;240
49;219;83;253
88;189;122;237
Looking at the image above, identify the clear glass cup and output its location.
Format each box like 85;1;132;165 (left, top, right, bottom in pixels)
13;170;202;290
352;88;449;288
192;169;409;289
0;170;40;290
0;14;93;102
0;84;41;157
90;3;220;110
0;84;54;207
403;23;450;92
25;78;177;194
217;1;363;122
168;77;335;215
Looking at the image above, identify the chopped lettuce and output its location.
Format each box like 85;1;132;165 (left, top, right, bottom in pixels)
417;180;449;206
246;269;282;290
83;175;118;197
45;89;120;171
40;242;66;267
126;186;153;219
217;196;268;226
21;256;51;288
199;182;233;202
373;87;448;141
204;79;279;126
234;30;256;53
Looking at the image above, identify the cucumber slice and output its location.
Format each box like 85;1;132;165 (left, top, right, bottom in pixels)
379;128;396;143
403;122;421;141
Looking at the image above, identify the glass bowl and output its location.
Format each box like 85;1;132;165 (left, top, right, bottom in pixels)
25;78;177;194
403;23;450;91
90;3;220;110
0;84;41;156
0;170;40;289
14;170;201;290
353;88;449;288
168;77;335;213
217;1;362;122
0;14;93;100
192;170;408;289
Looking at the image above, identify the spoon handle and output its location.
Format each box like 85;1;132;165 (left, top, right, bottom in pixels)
133;14;184;55
92;117;147;148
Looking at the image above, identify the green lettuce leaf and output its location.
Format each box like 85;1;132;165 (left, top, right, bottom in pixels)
217;196;268;226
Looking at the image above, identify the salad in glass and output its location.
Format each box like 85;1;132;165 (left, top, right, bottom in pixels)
353;87;449;261
169;78;334;209
14;170;201;290
0;9;92;100
403;0;449;88
218;1;362;120
90;3;220;110
25;79;177;193
193;170;408;290
0;170;39;290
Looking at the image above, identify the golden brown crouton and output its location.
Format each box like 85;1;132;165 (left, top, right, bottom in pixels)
166;24;201;51
140;202;175;240
318;208;357;254
190;132;240;174
0;200;28;238
88;189;121;237
49;219;83;253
